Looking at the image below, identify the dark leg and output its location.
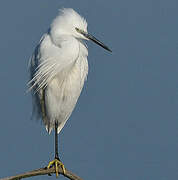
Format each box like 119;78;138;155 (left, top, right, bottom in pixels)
47;121;65;177
55;122;59;160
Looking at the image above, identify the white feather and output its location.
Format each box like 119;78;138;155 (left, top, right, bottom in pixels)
28;8;88;133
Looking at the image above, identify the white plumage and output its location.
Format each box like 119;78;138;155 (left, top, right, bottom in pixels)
28;8;111;134
29;9;88;134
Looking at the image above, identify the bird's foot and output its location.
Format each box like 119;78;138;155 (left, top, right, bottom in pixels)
47;158;66;177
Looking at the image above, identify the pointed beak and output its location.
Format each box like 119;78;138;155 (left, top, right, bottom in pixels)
84;32;112;52
76;28;111;52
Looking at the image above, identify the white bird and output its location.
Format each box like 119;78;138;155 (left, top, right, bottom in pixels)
28;8;111;177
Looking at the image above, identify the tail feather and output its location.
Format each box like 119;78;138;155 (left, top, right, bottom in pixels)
45;125;53;134
45;121;65;134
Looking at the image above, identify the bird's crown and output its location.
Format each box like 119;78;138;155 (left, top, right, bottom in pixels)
50;8;88;39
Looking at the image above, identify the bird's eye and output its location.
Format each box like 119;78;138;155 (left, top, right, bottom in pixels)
75;27;81;33
75;28;85;36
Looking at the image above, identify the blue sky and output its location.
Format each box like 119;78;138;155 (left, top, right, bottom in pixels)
0;0;178;179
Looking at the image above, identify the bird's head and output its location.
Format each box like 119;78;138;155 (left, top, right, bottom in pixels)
50;8;111;52
50;9;87;40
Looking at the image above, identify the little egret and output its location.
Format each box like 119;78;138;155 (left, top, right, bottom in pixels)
28;8;111;177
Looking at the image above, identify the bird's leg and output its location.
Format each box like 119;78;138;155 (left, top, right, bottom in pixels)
42;89;65;177
47;122;66;177
55;121;59;160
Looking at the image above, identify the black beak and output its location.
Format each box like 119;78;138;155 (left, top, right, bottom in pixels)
85;33;112;52
80;31;112;52
75;28;112;52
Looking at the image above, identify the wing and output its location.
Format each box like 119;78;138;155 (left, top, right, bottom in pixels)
28;34;80;92
28;33;80;123
28;34;46;121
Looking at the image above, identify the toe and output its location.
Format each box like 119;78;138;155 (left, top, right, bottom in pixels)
61;164;66;174
55;161;59;177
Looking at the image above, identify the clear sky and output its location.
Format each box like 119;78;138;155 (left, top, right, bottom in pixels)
0;0;178;179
